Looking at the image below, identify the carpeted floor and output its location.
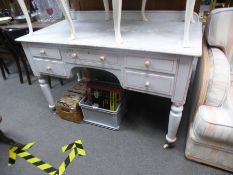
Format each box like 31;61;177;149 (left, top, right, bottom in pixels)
0;73;231;175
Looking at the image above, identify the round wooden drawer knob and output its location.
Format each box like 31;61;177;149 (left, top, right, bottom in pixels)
40;49;46;54
145;81;150;87
46;66;52;71
72;53;77;58
145;60;150;67
100;56;106;61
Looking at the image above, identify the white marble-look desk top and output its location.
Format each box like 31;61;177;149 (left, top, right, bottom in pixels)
17;11;202;57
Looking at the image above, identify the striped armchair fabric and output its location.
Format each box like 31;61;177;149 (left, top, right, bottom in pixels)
185;8;233;172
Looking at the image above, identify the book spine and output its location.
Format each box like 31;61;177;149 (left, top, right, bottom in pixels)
110;91;114;111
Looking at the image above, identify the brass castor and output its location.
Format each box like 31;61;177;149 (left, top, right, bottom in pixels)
163;141;175;149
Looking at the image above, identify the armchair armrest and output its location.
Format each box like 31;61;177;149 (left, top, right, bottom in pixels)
205;48;230;107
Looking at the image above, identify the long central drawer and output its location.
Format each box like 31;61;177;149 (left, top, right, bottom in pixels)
125;70;174;96
60;48;121;67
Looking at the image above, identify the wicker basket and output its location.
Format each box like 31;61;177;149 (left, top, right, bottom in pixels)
56;82;87;123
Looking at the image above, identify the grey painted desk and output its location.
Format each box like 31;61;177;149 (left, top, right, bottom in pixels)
17;11;202;148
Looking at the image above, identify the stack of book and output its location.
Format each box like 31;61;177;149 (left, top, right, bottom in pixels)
86;82;123;112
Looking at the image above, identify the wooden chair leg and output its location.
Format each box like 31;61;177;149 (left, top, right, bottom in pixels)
21;56;31;85
2;61;10;74
0;59;6;80
47;76;52;89
59;78;64;86
13;56;23;84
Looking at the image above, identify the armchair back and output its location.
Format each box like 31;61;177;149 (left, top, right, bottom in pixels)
205;7;233;62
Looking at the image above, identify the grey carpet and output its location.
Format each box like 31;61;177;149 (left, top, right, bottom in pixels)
0;73;231;175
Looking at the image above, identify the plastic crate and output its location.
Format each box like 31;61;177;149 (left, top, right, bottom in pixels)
79;98;125;130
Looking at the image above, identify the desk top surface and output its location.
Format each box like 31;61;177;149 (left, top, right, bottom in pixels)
17;11;203;57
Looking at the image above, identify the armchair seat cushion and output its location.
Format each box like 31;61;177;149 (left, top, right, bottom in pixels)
194;85;233;147
193;104;233;147
205;48;230;107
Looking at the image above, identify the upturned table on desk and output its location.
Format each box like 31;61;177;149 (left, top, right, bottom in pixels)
16;11;202;149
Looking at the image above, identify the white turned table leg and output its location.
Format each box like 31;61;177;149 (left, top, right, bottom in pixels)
57;0;76;40
190;0;196;23
17;0;33;36
103;0;110;20
112;0;123;44
183;0;196;47
141;0;148;21
38;76;55;110
164;104;184;148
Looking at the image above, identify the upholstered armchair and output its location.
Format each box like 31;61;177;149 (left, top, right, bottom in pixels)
185;8;233;172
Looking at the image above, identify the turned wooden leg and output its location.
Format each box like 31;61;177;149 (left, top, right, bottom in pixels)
141;0;148;21
21;56;31;85
183;0;196;48
59;78;64;86
0;59;6;80
57;0;76;40
112;0;123;44
14;56;24;84
164;104;184;149
2;60;10;74
103;0;110;20
38;76;55;110
47;76;52;89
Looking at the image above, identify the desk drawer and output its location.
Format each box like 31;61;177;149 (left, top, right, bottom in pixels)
61;48;120;66
60;48;78;63
126;55;177;74
125;70;174;95
29;46;61;59
33;58;66;76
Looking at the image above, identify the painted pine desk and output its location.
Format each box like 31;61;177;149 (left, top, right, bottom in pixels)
17;11;202;148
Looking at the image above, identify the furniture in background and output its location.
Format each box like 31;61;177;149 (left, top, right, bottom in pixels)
185;8;233;172
18;0;198;47
64;0;147;41
104;0;148;20
47;76;64;88
0;21;64;87
101;0;148;43
2;28;32;84
0;52;10;80
209;0;233;11
0;30;25;84
15;10;202;148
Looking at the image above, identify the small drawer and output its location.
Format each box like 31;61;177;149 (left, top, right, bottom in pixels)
29;46;61;59
126;55;177;74
33;58;66;76
125;70;174;95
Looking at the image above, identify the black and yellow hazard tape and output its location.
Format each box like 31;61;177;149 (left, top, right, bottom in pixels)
61;140;86;155
8;142;35;167
55;140;86;175
8;140;86;175
16;149;57;175
8;142;57;175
